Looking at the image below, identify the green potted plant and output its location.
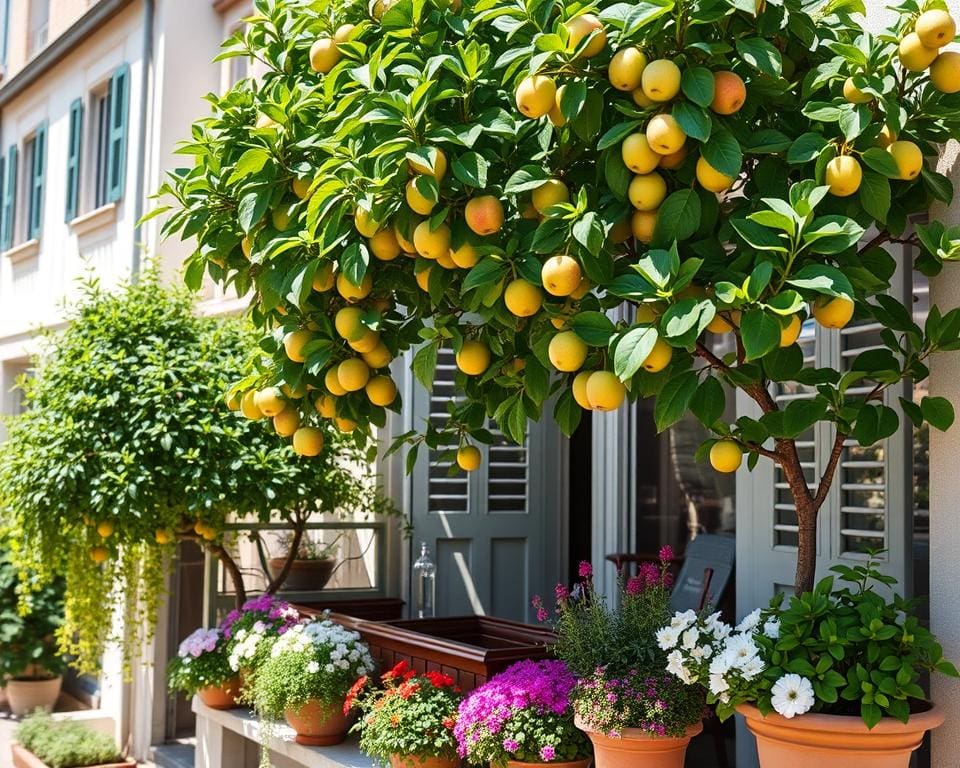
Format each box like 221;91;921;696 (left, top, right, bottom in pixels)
167;627;242;710
12;711;131;768
0;544;66;716
348;660;462;768
268;533;339;592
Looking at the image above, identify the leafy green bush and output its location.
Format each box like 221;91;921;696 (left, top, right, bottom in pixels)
15;711;123;768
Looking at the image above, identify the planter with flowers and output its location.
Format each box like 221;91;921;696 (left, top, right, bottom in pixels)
168;627;241;709
221;594;301;696
659;557;958;767
348;660;462;768
454;659;590;768
252;617;375;746
536;554;704;768
268;533;339;593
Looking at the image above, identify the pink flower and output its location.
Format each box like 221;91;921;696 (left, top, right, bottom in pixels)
554;583;570;602
503;739;519;753
659;545;674;563
537;607;549;622
540;746;556;761
578;561;593;579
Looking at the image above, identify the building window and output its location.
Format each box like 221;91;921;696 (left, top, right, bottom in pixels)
23;124;46;241
92;86;111;208
65;99;82;221
0;0;12;68
74;64;129;216
27;0;49;58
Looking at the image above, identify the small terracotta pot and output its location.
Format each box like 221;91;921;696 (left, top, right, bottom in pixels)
284;698;350;746
197;677;243;709
268;558;336;592
506;758;591;768
389;755;460;768
737;703;945;768
576;717;702;768
6;675;62;716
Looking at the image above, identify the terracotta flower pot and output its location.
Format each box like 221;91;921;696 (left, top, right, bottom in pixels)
268;558;336;592
390;755;460;768
576;717;702;768
284;698;350;746
737;703;945;768
506;758;592;768
6;675;62;716
197;676;243;710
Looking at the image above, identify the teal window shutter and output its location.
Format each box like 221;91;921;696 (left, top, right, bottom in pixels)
1;144;16;250
65;99;83;221
106;63;129;203
28;122;46;240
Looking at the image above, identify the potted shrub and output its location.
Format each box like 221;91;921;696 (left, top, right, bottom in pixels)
12;710;131;768
537;553;704;768
268;533;339;592
0;547;66;716
221;594;302;694
454;659;590;768
167;627;242;710
348;660;462;768
660;557;958;767
251;616;375;745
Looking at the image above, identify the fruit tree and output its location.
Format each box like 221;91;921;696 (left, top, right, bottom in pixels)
160;0;960;594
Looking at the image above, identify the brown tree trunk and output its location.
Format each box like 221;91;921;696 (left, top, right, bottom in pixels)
794;503;817;595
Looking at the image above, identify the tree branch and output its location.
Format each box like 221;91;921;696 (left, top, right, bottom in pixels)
179;530;247;608
813;429;847;508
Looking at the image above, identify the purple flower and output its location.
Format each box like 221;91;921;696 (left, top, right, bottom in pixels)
578;561;593;580
554;583;570;602
659;544;674;563
540;746;556;762
537;607;549;622
503;739;519;753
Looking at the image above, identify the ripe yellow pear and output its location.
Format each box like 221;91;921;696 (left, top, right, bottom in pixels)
541;255;582;297
293;427;325;457
272;207;292;231
415;265;433;292
915;9;956;49
334;23;355;44
622;133;660;174
710;440;743;473
337;272;373;302
876;125;896;149
516;75;557;118
284;329;314;362
457;445;482;472
642;338;673;372
369;228;401;261
504;279;544;317
628;173;667;211
354;206;381;238
414;221;452;259
609;47;647;91
585;371;626;411
887;140;923;180
335;417;357;433
89;546;109;564
464;196;505;235
394;224;418;254
645;114;686;155
225;391;241;411
349;330;381;354
696;157;735;193
337;358;371;392
273;407;300;437
548;331;588;372
641;59;682;101
309;38;341;74
409;148;448;180
315;394;337;418
97;521;114;539
572;371;594;409
406;180;437;215
255;387;286;417
313;262;335;292
292;178;312;200
362;343;393;369
281;382;306;400
366;375;398;406
532;179;570;215
571;277;591;300
842;77;872;104
435;251;458;270
707;313;735;334
450;243;479;269
240;390;263;420
457;340;492;375
825;155;862;197
636;304;659;324
631;88;655;108
241;236;253;259
899;32;939;71
631;209;658;243
710;71;747;114
813;296;855;329
564;14;606;58
325;367;348;397
155;529;174;545
779;313;803;347
930;51;960;93
659;144;687;170
335;307;365;341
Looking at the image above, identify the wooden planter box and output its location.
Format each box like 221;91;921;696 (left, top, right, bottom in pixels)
11;744;135;768
298;610;555;692
294;597;405;622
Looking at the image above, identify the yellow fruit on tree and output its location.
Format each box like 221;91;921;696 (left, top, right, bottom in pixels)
457;340;492;375
658;145;687;169
155;529;174;545
780;313;803;347
621;133;660;174
281;382;306;400
225;391;241;411
349;330;381;354
642;338;673;372
337;272;374;302
241;236;252;259
335;417;357;433
335;306;365;341
548;84;567;127
564;14;606;58
645;114;686;155
312;262;335;292
631;209;658;243
875;125;896;148
272;207;292;231
710;440;743;473
628;173;667;211
930;51;960;93
915;9;956;49
516;75;557;119
310;38;341;73
315;394;337;418
273;407;300;437
532;179;570;215
548;331;588;372
241;390;263;420
465;196;505;235
284;329;314;362
899;32;939;71
641;59;681;101
325;367;348;396
415;265;433;292
354;206;381;237
842;77;872;104
337;358;371;392
406;180;437;215
887;140;923;180
710;71;747;114
363;343;393;369
395;224;417;253
707;313;735;334
813;296;855;329
255;387;286;417
572;371;593;409
608;47;647;91
631;87;655;108
571;277;591;300
457;445;482;472
414;221;452;259
825;155;863;197
409;148;448;180
366;375;398;406
450;243;479;269
292;177;312;200
541;254;583;297
696;157;735;193
504;279;544;317
89;546;109;564
608;219;632;244
585;370;626;411
97;521;114;539
293;427;325;457
369;228;402;261
334;23;355;44
636;304;659;324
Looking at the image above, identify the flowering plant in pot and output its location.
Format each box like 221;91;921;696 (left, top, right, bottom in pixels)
454;659;590;768
659;557;959;767
268;533;339;593
251;617;375;746
348;660;462;768
535;554;704;768
222;594;301;691
167;627;242;709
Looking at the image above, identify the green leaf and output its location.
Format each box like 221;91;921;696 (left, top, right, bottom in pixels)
653;190;701;245
740;311;782;361
786;264;854;298
730;219;788;252
554;388;582;437
597;120;642;151
803;215;865;255
237;192;268;233
690;376;725;428
921;166;954;204
681;66;715;107
701;129;743;178
613;326;658;380
735;37;782;77
572;311;617;346
921;396;955;431
788;133;828;164
746;130;792;154
451;152;490;188
654;370;698;432
859;170;890;224
860;148;901;179
671;102;711;143
228;148;270;184
505;165;550;194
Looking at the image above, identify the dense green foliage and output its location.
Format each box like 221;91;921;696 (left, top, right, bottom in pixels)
16;712;123;768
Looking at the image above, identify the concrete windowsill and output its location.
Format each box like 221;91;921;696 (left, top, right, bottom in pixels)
3;238;40;264
69;202;118;236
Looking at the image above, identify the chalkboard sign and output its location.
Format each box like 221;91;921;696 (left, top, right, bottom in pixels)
669;534;735;613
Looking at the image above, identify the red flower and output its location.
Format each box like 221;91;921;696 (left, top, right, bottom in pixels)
425;670;456;689
343;675;368;714
442;716;457;730
398;681;421;699
383;660;410;681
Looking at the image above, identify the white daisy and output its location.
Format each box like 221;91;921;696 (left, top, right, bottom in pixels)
656;625;681;650
735;608;762;633
770;674;815;719
763;619;780;639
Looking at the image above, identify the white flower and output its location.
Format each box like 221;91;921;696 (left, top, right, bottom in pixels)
724;633;759;667
307;661;320;674
708;673;730;696
325;663;335;673
681;627;700;650
770;674;815;719
740;656;765;680
666;650;693;683
709;652;731;676
763;619;780;639
735;609;762;634
671;610;698;629
656;625;681;650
